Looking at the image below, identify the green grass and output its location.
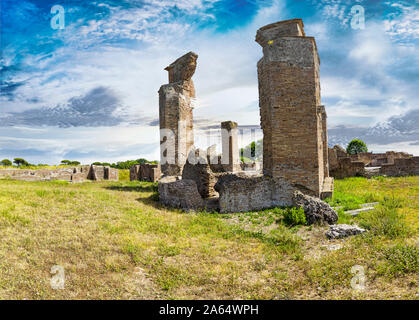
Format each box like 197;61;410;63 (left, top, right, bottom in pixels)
0;176;417;299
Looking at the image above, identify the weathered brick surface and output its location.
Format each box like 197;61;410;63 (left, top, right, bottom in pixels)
0;165;119;182
159;52;197;176
221;121;241;173
350;151;412;167
380;157;419;177
182;160;218;198
256;19;330;197
105;167;119;181
130;164;161;182
214;174;294;213
158;177;204;211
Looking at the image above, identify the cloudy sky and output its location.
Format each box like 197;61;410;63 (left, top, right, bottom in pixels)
1;0;418;165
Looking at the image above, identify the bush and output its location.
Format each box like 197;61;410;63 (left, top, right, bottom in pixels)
358;206;409;239
382;244;418;276
282;207;306;227
346;139;368;155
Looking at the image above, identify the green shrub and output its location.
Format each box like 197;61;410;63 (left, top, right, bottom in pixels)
381;244;418;276
268;225;301;253
358;207;409;239
336;208;353;224
282;207;306;226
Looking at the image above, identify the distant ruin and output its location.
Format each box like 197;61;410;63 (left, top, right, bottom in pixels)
130;163;161;182
158;19;335;213
328;145;418;178
0;165;119;182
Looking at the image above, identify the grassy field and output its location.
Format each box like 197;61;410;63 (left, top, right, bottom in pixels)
0;175;417;299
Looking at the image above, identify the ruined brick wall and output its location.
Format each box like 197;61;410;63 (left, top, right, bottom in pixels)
159;52;197;176
221;121;241;173
256;19;329;197
214;174;294;213
319;106;329;177
181;161;218;198
0;165;117;182
130;164;161;182
158;177;204;211
380;157;419;177
329;158;365;179
328;146;365;179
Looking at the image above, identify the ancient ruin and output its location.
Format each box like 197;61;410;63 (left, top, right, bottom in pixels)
158;19;335;217
159;52;197;177
221;121;240;173
328;145;418;178
256;19;331;198
0;165;119;182
130;163;161;182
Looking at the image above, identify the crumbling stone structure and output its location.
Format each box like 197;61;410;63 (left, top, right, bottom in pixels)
380;157;419;177
328;145;416;179
221;121;240;173
158;19;336;216
130;163;161;182
350;151;412;167
328;145;365;179
255;19;331;198
0;165;118;182
159;52;197;176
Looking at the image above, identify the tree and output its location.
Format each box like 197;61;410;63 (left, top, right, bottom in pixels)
69;161;80;165
240;139;263;161
346;139;368;155
13;158;29;167
0;159;12;166
61;160;71;165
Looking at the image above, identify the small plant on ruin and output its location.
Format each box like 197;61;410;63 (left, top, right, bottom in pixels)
346;139;368;155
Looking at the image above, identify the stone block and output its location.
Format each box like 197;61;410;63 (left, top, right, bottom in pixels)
158;177;204;211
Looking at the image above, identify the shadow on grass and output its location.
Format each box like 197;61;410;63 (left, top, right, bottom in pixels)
104;184;157;192
135;193;167;210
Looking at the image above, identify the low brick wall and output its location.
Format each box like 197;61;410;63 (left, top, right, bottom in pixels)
380;157;419;177
130;164;161;182
214;174;294;213
0;165;118;182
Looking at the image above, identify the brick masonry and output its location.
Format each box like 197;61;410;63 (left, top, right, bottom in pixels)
256;19;331;198
130;164;161;182
0;165;118;182
159;52;197;176
221;121;241;173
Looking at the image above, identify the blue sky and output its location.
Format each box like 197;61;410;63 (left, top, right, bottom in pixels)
1;0;418;164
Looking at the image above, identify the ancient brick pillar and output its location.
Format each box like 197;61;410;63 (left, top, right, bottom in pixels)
221;121;240;172
318;106;329;178
256;19;331;197
159;52;197;176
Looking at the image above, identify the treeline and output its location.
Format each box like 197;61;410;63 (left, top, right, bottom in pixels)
0;158;158;169
92;158;158;169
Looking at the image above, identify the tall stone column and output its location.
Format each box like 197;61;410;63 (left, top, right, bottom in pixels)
159;52;197;176
318;106;329;178
221;121;240;172
256;19;330;197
